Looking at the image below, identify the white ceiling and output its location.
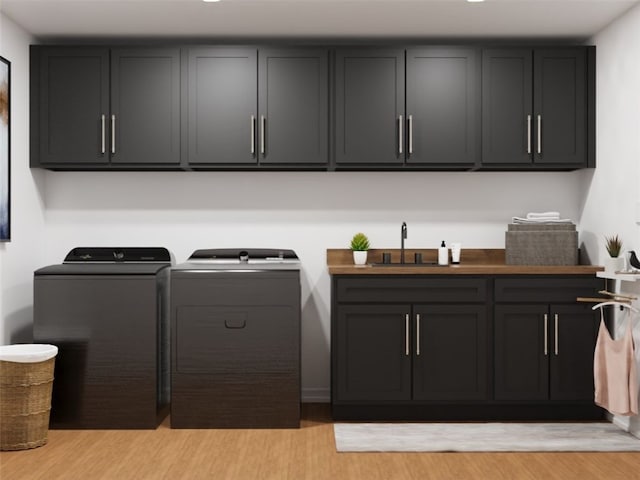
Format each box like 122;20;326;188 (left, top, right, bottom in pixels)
2;0;639;41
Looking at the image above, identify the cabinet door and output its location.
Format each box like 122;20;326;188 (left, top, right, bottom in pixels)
413;304;488;401
481;49;533;165
334;305;412;401
185;47;257;165
494;304;549;400
111;49;180;165
533;48;586;166
38;48;109;165
334;49;404;165
258;49;328;165
406;48;479;166
549;304;599;401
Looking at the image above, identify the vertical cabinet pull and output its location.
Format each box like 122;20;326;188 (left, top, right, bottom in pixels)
260;115;266;155
416;313;421;356
526;114;532;154
111;114;116;155
554;313;559;355
250;115;256;155
543;313;548;356
398;115;403;155
405;314;410;356
537;114;542;154
408;115;414;155
101;114;106;154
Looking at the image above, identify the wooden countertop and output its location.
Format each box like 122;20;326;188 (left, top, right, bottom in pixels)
327;249;603;275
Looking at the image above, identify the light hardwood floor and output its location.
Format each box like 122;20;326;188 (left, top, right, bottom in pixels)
1;404;639;480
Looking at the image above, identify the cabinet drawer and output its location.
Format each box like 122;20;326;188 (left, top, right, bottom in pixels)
494;277;602;303
334;277;487;303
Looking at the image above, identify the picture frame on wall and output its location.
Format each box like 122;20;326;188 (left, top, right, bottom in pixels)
1;55;10;242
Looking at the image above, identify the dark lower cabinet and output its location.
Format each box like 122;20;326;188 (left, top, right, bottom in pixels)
413;304;487;401
495;303;599;401
335;305;411;401
332;276;490;419
332;274;604;421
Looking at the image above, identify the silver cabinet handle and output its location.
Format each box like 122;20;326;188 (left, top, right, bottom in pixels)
101;114;106;154
250;115;255;155
111;114;116;155
543;313;548;356
416;313;421;356
405;314;410;356
554;313;559;356
527;114;532;154
398;115;403;155
408;115;413;155
537;114;542;154
260;115;266;155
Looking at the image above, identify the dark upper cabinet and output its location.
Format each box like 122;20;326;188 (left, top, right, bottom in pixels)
406;48;480;167
30;43;594;171
31;47;180;168
335;47;479;167
334;49;405;165
35;48;109;166
258;49;328;165
185;47;257;166
185;47;328;167
110;49;180;165
482;48;587;168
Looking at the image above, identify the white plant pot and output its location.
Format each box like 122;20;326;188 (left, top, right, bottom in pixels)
353;251;368;265
604;256;624;274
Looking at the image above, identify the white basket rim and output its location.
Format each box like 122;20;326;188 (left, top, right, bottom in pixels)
0;344;58;363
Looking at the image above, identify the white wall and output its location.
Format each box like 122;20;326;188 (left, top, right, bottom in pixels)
582;2;640;436
42;170;585;400
0;13;45;346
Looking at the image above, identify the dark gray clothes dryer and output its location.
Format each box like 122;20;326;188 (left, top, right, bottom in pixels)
33;247;172;429
170;248;301;429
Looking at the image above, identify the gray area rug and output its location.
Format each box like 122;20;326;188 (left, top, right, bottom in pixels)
334;422;640;452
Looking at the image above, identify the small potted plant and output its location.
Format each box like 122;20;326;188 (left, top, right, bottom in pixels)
350;232;370;265
604;234;624;273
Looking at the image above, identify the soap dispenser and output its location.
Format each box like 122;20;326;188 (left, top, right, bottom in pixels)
438;241;449;266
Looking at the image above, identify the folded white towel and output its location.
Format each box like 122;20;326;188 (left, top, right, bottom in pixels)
512;217;573;224
526;211;560;220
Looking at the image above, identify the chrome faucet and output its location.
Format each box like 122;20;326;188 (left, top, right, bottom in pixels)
400;222;407;264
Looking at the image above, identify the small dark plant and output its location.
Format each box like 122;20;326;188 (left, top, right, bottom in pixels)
350;232;370;251
605;234;623;258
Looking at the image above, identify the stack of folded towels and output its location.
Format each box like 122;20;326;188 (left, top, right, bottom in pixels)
512;211;573;224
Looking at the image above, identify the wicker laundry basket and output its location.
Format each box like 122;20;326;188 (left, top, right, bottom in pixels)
0;344;58;451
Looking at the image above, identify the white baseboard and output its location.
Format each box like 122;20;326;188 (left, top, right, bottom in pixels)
301;388;330;403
